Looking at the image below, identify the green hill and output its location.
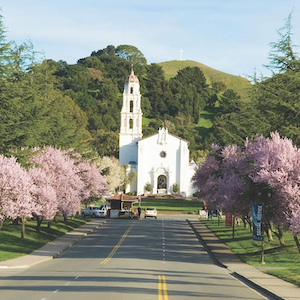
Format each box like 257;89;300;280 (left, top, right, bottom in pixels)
159;60;251;99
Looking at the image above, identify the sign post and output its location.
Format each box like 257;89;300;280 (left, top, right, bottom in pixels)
225;213;233;227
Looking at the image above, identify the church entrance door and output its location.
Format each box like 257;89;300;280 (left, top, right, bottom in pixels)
157;175;167;195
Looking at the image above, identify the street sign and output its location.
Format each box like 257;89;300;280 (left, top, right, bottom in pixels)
225;213;233;226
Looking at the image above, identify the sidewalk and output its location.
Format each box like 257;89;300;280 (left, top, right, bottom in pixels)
188;220;299;300
0;219;106;271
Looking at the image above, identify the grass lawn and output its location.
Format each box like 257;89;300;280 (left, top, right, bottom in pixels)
133;197;203;214
202;218;300;287
198;110;214;129
0;217;87;262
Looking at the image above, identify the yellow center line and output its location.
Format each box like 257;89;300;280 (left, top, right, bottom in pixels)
158;275;162;300
101;223;135;265
158;275;169;300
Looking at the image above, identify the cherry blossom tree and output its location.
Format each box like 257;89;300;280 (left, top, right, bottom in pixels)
0;155;34;238
28;166;58;231
30;146;84;222
192;152;221;210
192;144;250;216
193;132;300;251
245;132;300;247
30;146;108;222
76;160;108;207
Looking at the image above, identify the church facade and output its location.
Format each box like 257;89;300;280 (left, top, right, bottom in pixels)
119;70;196;197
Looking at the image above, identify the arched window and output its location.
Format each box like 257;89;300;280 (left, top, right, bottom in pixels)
130;100;133;112
129;118;133;129
130;87;133;94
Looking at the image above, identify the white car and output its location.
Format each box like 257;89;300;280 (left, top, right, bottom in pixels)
144;207;157;219
81;206;107;218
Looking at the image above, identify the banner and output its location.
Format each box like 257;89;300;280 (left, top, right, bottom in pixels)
225;213;233;226
252;203;262;241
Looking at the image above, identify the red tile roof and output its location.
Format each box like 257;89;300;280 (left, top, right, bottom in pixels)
107;194;139;202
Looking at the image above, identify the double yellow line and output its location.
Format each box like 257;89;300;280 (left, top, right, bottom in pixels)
158;275;169;300
101;224;135;265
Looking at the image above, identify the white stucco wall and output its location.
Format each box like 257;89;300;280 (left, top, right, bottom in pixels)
119;135;141;166
136;130;191;196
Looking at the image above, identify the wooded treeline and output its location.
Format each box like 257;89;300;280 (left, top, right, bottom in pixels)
1;13;300;163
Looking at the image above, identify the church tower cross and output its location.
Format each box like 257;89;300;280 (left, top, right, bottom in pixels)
179;48;184;61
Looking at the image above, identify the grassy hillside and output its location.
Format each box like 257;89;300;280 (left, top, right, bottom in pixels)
159;60;251;99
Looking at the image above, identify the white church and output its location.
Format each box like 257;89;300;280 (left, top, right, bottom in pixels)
119;69;196;197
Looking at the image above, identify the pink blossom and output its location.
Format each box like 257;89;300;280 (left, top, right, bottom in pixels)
28;167;58;220
0;155;34;220
77;161;108;200
30;146;84;218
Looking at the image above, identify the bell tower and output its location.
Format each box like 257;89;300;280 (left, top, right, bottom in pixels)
119;69;143;165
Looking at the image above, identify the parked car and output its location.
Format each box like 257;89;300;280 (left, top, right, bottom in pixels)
81;206;107;218
144;207;157;219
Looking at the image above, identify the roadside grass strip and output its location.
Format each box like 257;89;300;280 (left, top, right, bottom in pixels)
101;223;135;265
158;275;169;300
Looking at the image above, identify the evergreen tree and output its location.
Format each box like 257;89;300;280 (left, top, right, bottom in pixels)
143;63;173;118
252;71;300;145
266;12;300;73
169;67;214;124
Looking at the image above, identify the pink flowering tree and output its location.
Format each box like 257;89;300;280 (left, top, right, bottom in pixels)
192;149;221;212
245;132;300;248
192;144;251;222
30;146;84;222
0;155;34;238
28;166;58;231
218;145;251;215
193;132;300;252
76;160;108;207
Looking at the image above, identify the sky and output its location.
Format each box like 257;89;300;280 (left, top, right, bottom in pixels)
1;0;300;78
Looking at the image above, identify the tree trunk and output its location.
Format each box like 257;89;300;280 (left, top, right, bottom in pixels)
264;220;273;242
272;225;285;247
21;217;26;239
241;216;248;230
267;227;273;242
232;215;235;239
36;217;43;233
244;215;252;232
293;235;300;254
13;217;20;225
47;221;51;229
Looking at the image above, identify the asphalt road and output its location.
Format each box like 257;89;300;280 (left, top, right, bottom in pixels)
0;217;269;300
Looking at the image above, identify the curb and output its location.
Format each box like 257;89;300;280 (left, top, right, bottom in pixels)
0;257;53;270
230;271;284;300
187;220;285;300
